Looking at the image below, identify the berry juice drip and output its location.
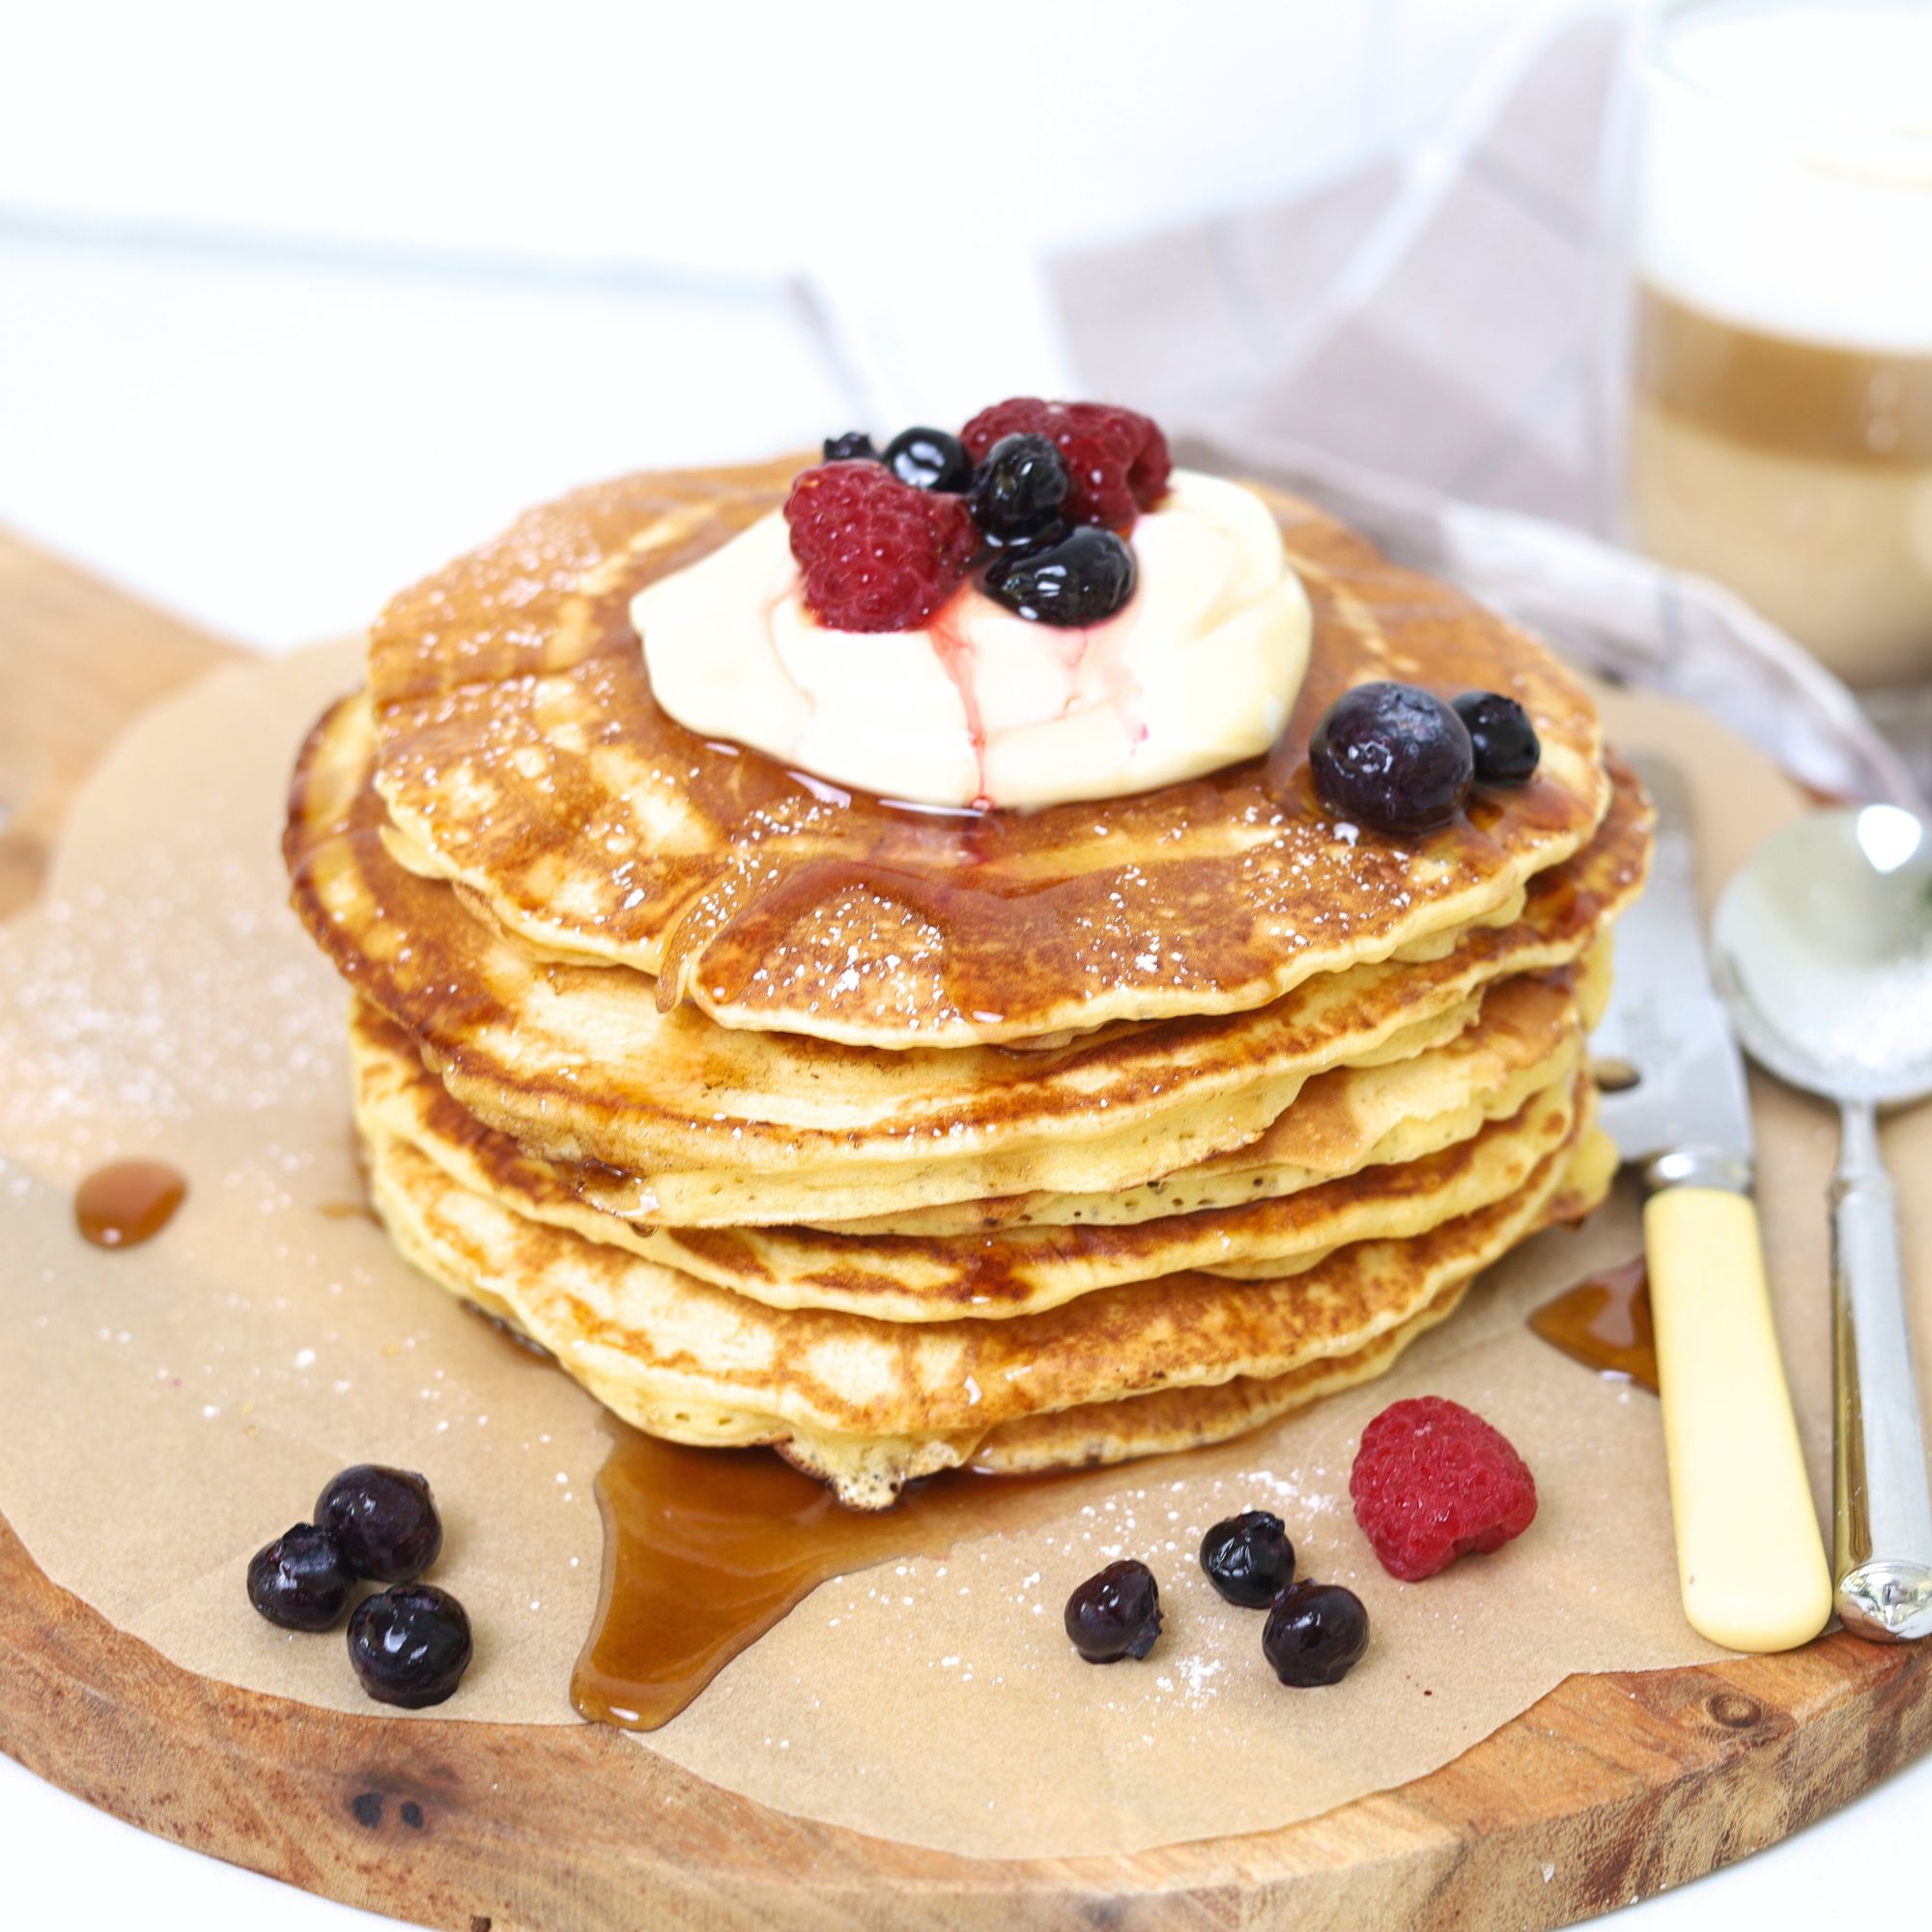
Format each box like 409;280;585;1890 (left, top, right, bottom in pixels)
74;1159;187;1249
572;1424;1104;1731
923;597;992;808
1527;1257;1657;1392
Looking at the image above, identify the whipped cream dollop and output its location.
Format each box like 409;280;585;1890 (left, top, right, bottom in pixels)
632;468;1311;810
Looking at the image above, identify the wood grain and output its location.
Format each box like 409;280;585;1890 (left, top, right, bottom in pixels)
0;526;1926;1931
0;528;234;919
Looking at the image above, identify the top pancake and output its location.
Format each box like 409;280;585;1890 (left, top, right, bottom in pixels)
366;459;1613;1049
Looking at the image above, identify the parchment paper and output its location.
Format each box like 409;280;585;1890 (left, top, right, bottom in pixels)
3;642;1926;1861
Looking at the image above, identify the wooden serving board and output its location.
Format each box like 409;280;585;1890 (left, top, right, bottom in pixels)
1;527;1928;1932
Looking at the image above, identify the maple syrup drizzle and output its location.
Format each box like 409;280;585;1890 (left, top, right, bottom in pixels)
1528;1257;1657;1392
572;1424;1103;1731
74;1159;188;1250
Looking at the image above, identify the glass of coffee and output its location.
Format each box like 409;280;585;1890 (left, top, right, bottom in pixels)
1616;0;1932;691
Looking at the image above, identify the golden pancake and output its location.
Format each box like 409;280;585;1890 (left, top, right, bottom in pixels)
970;1283;1474;1475
361;1078;1601;1506
836;970;1578;1234
364;460;1612;1047
971;1124;1619;1474
347;971;1574;1249
288;690;1647;1223
350;994;1582;1321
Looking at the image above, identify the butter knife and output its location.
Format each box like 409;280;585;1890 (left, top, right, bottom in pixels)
1592;754;1833;1653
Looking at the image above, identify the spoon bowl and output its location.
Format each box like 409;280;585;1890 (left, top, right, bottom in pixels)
1714;805;1932;1107
1714;804;1932;1642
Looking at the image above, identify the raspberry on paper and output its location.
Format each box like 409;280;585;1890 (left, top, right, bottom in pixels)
960;398;1171;529
784;462;979;633
1349;1396;1538;1581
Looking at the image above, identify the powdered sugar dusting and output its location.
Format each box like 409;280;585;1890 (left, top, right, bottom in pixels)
0;643;1740;1862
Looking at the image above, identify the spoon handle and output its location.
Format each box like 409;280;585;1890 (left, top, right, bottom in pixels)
1831;1100;1932;1641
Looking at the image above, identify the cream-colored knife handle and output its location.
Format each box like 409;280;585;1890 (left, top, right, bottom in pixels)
1645;1184;1833;1653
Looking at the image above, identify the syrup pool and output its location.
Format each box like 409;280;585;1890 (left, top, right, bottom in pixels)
574;1424;1105;1730
1527;1258;1657;1393
74;1159;188;1250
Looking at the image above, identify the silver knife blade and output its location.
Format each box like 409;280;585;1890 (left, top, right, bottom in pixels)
1592;753;1755;1191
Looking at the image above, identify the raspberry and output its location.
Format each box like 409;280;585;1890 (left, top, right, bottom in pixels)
959;398;1171;529
784;462;979;632
1349;1397;1537;1581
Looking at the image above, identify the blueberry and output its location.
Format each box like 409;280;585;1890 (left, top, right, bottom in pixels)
1198;1510;1295;1608
984;527;1136;626
822;431;878;463
969;433;1068;545
1064;1558;1163;1663
315;1464;443;1583
1262;1580;1370;1687
1453;690;1541;786
1309;681;1474;837
246;1522;356;1632
882;426;972;494
988;521;1069;562
346;1582;473;1708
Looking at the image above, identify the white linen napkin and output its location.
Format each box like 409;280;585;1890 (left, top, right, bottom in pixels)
1046;11;1925;808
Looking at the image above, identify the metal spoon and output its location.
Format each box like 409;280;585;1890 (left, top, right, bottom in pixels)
1713;803;1932;1641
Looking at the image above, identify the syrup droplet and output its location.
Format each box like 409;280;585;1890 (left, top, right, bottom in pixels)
573;1423;1108;1731
1528;1257;1657;1392
74;1159;188;1250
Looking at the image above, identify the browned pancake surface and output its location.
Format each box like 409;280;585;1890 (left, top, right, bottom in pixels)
365;460;1611;1046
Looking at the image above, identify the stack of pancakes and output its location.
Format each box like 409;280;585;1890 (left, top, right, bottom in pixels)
286;459;1648;1507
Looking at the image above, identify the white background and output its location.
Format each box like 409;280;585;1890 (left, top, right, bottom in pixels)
3;3;1927;1925
0;0;1587;645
